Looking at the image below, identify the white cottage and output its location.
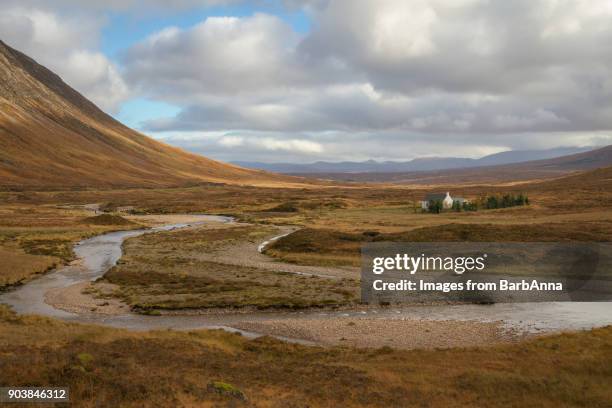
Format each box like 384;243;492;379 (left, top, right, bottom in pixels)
420;192;467;210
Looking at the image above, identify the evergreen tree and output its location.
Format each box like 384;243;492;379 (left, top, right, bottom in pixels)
502;194;512;208
480;193;529;210
486;196;499;209
428;199;443;214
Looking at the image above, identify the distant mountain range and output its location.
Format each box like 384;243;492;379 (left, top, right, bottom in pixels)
288;144;612;184
233;146;595;174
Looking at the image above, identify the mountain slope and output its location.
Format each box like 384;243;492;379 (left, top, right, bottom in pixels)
0;40;298;189
233;146;594;174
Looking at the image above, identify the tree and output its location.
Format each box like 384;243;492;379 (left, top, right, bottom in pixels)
486;196;499;209
481;193;529;210
428;199;443;214
502;194;513;208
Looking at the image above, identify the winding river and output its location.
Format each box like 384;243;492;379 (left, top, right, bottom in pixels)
1;216;611;342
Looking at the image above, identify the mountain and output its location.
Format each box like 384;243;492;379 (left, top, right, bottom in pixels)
299;144;612;184
0;40;298;189
233;146;594;174
474;147;595;166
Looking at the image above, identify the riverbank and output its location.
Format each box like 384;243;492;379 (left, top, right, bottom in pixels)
1;304;610;407
232;317;524;349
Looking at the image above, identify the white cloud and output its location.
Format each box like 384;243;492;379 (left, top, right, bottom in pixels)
257;138;323;153
3;0;612;161
62;51;129;112
152;131;325;162
124;13;305;97
218;135;244;147
0;6;129;112
124;1;612;153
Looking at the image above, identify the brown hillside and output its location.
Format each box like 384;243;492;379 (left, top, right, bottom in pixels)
0;40;303;189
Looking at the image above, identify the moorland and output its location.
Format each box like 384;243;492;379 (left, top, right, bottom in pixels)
1;37;612;407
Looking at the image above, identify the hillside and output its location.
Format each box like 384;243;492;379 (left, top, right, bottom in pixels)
0;40;299;189
302;144;612;184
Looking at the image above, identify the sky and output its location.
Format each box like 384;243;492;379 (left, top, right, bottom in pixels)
1;0;612;163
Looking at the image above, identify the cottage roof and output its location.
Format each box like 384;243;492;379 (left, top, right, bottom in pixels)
424;192;449;201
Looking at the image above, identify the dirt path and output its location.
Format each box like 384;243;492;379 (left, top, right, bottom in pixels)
193;224;360;280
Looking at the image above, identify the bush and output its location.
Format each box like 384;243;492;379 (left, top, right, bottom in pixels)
207;381;247;401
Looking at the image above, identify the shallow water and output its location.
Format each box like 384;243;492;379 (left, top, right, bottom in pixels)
0;216;230;318
1;216;610;340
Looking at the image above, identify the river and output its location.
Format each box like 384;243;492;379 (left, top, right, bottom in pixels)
1;216;611;343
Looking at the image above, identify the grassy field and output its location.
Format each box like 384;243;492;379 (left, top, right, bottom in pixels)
0;305;610;407
2;167;611;285
266;219;612;267
262;168;612;266
99;225;359;312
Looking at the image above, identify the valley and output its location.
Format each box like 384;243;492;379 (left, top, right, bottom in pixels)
1;32;611;407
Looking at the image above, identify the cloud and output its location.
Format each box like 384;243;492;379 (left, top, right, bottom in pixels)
257;138;322;153
122;0;612;159
152;128;612;164
61;51;129;112
122;12;347;98
218;135;244;147
0;5;129;112
153;131;325;162
218;134;323;155
3;0;612;161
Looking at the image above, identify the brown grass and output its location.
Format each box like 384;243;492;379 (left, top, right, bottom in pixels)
80;214;134;226
0;247;57;287
267;220;612;267
100;225;359;312
2;167;611;274
0;305;610;407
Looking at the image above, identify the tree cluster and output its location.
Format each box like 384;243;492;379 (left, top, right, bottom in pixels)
482;193;529;209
